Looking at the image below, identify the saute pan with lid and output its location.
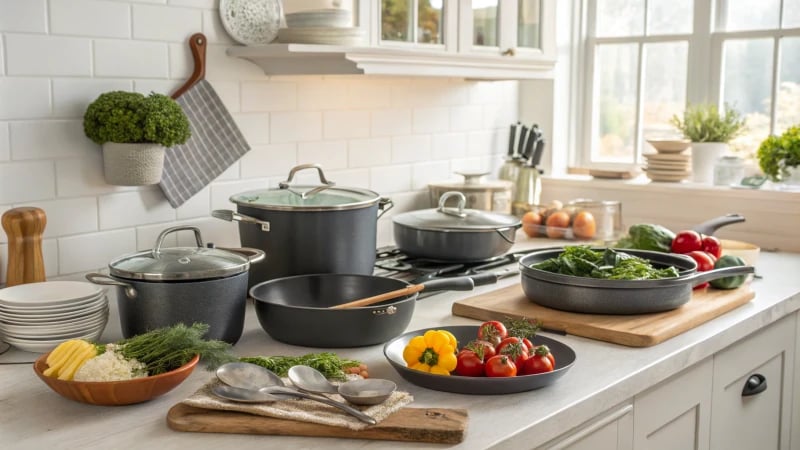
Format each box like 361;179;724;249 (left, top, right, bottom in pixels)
518;248;755;314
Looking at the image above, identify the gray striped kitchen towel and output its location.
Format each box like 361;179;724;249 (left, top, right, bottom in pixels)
159;79;250;208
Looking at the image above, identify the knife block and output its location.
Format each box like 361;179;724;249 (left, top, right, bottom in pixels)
2;207;47;286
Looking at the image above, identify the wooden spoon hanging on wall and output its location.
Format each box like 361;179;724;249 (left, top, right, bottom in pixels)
2;207;47;287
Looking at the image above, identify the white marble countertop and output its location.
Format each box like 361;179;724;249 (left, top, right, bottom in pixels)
2;239;800;450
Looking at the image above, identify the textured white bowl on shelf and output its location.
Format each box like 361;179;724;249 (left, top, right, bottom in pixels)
285;8;352;28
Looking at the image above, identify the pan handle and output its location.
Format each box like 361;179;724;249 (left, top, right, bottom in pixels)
419;276;475;293
679;265;755;287
692;214;745;236
377;197;394;219
85;273;137;299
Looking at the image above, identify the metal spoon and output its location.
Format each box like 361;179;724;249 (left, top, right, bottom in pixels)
288;365;339;395
215;362;377;425
212;384;283;403
288;365;396;406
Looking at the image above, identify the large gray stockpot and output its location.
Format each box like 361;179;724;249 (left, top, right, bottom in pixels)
86;226;264;344
213;164;392;287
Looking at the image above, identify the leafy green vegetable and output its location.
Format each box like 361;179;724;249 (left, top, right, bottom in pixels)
240;353;363;381
615;224;676;253
532;246;680;280
757;125;800;182
113;323;237;375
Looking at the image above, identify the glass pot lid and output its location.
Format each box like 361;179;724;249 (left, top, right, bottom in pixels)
108;226;250;281
393;191;521;231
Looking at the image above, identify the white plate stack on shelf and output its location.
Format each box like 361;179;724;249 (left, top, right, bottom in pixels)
0;281;108;353
643;139;693;182
278;8;365;45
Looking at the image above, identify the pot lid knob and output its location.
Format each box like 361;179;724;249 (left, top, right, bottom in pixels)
278;163;336;200
436;191;467;218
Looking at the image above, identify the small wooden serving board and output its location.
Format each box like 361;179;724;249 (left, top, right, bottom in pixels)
452;284;755;347
167;404;468;444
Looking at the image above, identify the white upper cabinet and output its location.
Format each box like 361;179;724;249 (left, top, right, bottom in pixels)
226;0;556;80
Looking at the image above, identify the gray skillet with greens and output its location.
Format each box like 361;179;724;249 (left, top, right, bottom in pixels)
518;247;755;314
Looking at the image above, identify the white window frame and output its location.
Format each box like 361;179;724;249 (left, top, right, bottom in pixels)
573;0;800;170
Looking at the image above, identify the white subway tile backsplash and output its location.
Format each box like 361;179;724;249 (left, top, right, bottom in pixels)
0;124;9;161
450;105;483;132
432;132;468;160
0;35;5;75
98;189;176;230
0;0;46;33
240;143;298;179
136;223;177;251
0;78;51;120
5;34;91;76
391;135;431;163
370;164;412;194
59;229;137;274
10;120;97;160
202;10;236;45
168;41;193;83
241;81;297;112
348;80;394;109
271;111;322;143
133;4;202;41
234;113;270;144
208;81;241;113
27;197;98;238
94;40;169;78
50;0;131;38
413;107;450;134
412;161;452;190
298;141;347;170
297;79;349;110
323;110;370;139
371;109;411;137
55;155;132;198
483;103;517;129
215;161;240;180
0;160;55;203
52;79;133;118
324;168;370;190
466;130;501;156
399;79;468;107
43;239;59;277
169;0;215;8
210;179;268;211
348;138;391;168
176;185;210;220
134;79;182;96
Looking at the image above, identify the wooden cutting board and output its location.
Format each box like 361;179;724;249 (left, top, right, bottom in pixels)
167;404;468;444
452;284;755;347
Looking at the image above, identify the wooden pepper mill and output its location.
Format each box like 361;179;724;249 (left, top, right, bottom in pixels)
2;207;47;287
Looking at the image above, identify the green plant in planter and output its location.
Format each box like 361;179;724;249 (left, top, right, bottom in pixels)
757;125;800;181
670;103;746;143
83;91;190;147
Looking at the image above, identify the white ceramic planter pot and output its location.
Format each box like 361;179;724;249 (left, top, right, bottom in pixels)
102;143;166;186
691;142;729;184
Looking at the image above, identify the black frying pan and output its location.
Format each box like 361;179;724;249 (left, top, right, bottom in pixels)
250;274;476;348
518;248;755;314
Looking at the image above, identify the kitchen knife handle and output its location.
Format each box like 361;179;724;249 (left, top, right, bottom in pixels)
172;32;207;99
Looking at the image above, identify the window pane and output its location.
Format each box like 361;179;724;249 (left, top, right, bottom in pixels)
647;0;693;35
382;0;412;42
642;42;689;143
518;0;541;49
419;0;443;44
596;0;644;37
776;37;800;134
722;39;774;156
784;0;800;30
592;44;639;162
473;0;498;47
721;0;780;31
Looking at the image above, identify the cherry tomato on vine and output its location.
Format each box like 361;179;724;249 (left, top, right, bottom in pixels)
671;230;703;254
485;355;517;377
701;235;722;259
455;350;485;377
520;345;554;375
686;250;716;289
460;339;496;362
496;337;529;368
478;321;508;346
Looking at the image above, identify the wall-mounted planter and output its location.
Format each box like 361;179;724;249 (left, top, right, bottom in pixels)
102;143;166;186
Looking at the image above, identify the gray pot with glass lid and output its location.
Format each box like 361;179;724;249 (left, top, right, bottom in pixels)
212;164;393;287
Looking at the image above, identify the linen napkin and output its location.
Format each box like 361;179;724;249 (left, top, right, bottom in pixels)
182;379;414;431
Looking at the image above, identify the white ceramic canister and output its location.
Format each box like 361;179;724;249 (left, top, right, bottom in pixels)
428;172;513;214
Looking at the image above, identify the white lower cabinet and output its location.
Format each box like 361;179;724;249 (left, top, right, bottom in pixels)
794;311;800;450
543;404;633;450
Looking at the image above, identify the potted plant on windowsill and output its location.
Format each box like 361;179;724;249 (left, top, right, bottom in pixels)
83;91;190;186
670;103;746;184
757;125;800;190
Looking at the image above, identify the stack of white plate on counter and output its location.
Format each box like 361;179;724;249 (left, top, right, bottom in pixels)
643;139;693;182
0;281;108;353
278;8;364;45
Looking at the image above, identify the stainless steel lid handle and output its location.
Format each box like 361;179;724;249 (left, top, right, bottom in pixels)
278;163;336;200
85;273;137;299
152;226;204;258
437;191;467;218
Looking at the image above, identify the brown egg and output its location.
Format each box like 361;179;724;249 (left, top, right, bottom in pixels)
572;211;597;239
521;211;543;237
545;210;571;239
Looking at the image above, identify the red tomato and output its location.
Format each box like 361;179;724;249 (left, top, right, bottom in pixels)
485;355;517;377
671;230;703;254
686;250;716;290
478;321;508;346
521;337;534;351
460;339;496;362
496;338;529;368
701;235;722;259
455;350;485;377
521;354;554;375
495;336;521;353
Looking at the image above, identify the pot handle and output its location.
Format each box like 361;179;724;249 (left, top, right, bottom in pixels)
212;210;270;232
216;247;266;265
85;273;138;299
279;163;335;200
152;226;204;258
377;197;394;218
419;276;475;293
494;226;519;245
692;214;746;236
436;191;468;218
671;265;755;287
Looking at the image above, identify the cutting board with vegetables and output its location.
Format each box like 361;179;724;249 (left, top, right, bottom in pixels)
452;284;755;347
167;403;468;444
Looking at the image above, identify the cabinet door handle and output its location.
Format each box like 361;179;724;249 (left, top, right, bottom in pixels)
741;373;767;396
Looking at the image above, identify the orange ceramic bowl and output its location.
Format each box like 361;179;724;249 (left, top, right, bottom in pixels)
33;353;199;406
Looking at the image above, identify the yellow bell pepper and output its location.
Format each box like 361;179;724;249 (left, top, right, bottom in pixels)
402;329;457;376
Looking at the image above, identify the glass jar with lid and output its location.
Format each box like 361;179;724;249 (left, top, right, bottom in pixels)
713;156;745;186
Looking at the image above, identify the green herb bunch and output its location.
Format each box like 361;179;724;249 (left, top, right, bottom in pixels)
110;323;237;375
533;246;680;280
83;91;190;147
670;103;746;143
757;125;800;181
241;353;363;381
